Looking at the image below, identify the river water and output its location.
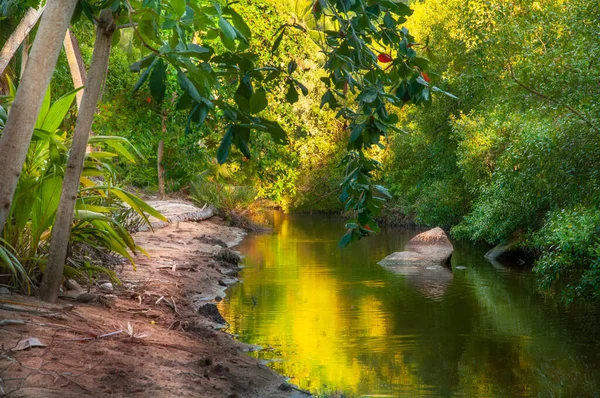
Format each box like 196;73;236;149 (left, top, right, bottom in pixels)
218;212;600;397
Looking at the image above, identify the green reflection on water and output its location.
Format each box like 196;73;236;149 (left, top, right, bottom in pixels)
218;212;600;397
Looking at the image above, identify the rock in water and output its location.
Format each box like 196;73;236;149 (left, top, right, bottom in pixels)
378;227;453;267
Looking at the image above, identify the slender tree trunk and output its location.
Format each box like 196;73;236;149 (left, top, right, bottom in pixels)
157;139;166;199
39;10;115;303
0;6;45;77
63;29;87;108
0;0;77;236
63;29;95;152
158;109;167;199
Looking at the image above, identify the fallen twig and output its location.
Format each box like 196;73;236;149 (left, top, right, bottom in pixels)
59;330;123;342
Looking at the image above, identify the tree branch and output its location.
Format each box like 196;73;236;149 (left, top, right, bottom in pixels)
507;60;597;131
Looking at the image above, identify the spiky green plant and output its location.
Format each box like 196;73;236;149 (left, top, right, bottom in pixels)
0;82;166;291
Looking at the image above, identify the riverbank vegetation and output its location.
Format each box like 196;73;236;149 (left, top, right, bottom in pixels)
0;0;599;305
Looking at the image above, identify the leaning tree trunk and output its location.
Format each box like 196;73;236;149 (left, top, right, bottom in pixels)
39;10;115;303
0;6;45;77
0;0;77;236
63;29;87;108
63;29;95;152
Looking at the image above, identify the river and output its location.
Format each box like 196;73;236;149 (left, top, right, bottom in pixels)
218;212;600;397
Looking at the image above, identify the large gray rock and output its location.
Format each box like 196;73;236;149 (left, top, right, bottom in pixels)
378;227;453;267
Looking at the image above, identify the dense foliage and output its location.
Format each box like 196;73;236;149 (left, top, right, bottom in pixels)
382;0;600;302
2;0;599;303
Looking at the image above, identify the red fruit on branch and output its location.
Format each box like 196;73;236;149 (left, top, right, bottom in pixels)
146;97;152;104
377;53;393;63
421;72;431;83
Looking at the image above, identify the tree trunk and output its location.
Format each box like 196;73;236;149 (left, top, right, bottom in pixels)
63;29;86;108
38;10;115;303
158;108;168;199
0;0;77;236
63;29;95;152
0;6;45;77
157;139;165;199
19;37;29;79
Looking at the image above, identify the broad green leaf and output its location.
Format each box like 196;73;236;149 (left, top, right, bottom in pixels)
41;88;81;132
149;59;167;103
338;231;354;248
227;8;251;40
217;125;234;164
261;119;288;145
286;83;299;104
171;0;186;17
218;17;236;42
133;58;158;92
176;68;203;104
249;87;268;114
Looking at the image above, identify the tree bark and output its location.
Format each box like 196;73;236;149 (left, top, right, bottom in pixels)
158;107;168;199
39;10;115;303
0;0;77;236
157;138;165;199
63;29;87;108
0;6;45;77
63;29;95;152
19;37;29;79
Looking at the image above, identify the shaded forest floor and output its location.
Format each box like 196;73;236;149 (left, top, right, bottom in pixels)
0;202;306;397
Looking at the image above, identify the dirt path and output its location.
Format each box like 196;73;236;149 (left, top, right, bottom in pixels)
0;201;307;397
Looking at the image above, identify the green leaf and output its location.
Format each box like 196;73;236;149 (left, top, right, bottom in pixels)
130;54;157;72
176;68;203;104
35;87;51;129
175;43;212;60
133;58;158;92
295;80;308;96
226;8;251;40
218;17;236;42
272;29;284;53
149;59;167;103
217;125;234;164
261;119;288;145
111;28;121;46
171;0;186;17
287;60;298;75
40;88;81;132
249;87;268;114
233;125;251;158
339;231;354;248
349;123;365;143
286;83;299;104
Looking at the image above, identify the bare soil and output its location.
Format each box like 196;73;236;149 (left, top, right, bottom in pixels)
0;214;305;397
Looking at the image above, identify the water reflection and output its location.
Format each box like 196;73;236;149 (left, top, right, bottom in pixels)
219;212;600;397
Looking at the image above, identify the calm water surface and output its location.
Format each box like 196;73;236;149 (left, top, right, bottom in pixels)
218;212;600;397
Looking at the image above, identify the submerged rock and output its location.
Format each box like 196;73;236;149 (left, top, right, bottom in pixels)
379;227;453;267
386;265;453;300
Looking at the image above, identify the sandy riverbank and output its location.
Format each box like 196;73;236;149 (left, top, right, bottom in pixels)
0;210;307;397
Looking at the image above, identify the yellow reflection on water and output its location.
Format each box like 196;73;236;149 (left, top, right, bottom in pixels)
219;213;600;397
